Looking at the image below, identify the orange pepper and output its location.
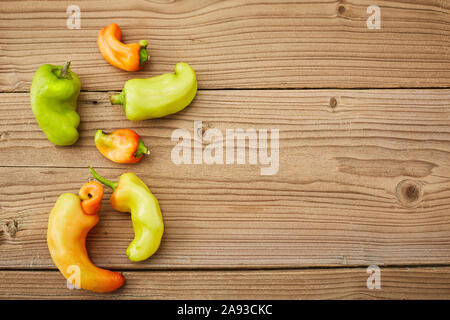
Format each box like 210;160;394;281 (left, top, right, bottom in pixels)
47;181;125;292
95;129;149;164
98;23;149;71
79;181;104;214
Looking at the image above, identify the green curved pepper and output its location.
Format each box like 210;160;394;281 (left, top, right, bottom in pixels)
110;62;197;121
30;61;81;145
89;167;164;262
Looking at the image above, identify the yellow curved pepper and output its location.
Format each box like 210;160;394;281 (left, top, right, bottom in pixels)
89;167;164;262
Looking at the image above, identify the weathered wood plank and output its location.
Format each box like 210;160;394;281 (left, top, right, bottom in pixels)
0;89;449;269
1;165;449;269
1;267;450;299
1;89;449;168
1;0;449;91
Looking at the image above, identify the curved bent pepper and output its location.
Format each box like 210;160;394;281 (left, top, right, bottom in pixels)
95;129;149;164
89;167;164;262
31;61;81;145
47;181;125;292
98;23;149;71
110;62;197;121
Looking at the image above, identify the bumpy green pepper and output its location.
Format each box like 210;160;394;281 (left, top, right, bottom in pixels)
30;61;81;145
89;167;164;262
110;62;197;121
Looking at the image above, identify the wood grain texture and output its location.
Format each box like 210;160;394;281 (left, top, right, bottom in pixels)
1;89;449;168
1;0;450;299
1;267;450;299
0;89;449;269
1;0;450;91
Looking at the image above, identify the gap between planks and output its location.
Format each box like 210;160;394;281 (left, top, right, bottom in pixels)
3;263;450;273
2;87;450;94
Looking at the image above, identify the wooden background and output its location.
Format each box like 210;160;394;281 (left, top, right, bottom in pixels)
0;0;449;299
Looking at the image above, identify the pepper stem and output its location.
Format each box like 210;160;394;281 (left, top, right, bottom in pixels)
60;60;71;78
88;166;118;191
139;40;149;67
110;93;123;105
135;139;149;158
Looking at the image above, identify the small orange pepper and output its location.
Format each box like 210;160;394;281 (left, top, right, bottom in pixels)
47;181;125;293
79;181;104;214
98;23;149;71
95;129;149;164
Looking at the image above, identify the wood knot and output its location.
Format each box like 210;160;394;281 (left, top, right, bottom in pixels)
196;126;204;140
395;179;423;208
338;5;346;14
196;122;212;143
3;218;18;238
329;97;338;109
0;131;10;140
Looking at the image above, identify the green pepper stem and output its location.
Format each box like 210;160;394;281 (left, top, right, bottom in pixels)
88;166;118;191
139;40;149;67
135;139;149;158
60;60;71;78
110;93;123;105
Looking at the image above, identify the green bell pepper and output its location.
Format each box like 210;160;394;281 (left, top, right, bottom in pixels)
110;62;197;121
30;61;81;145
